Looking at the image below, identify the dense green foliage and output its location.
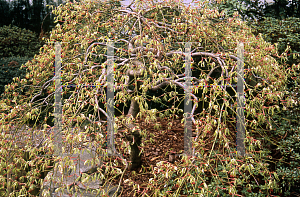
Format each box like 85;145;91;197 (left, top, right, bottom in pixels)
0;25;43;58
0;24;42;99
213;0;300;21
270;99;300;195
246;16;300;195
248;17;300;66
212;0;263;21
0;56;32;96
263;0;300;20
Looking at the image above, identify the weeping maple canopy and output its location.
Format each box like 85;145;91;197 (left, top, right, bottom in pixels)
0;0;299;196
0;0;297;171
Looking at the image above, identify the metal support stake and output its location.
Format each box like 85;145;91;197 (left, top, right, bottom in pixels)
236;42;246;157
184;42;193;156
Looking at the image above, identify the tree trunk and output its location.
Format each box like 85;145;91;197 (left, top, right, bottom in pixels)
123;98;141;171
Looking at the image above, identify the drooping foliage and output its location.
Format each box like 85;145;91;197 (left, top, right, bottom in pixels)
0;0;299;196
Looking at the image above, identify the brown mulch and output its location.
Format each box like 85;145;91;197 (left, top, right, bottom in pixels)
97;114;239;196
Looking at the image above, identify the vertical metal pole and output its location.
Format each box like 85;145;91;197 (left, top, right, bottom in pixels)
51;41;64;196
107;41;115;155
54;41;62;157
236;42;245;157
184;42;193;156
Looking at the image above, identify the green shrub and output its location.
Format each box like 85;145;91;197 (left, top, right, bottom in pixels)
0;56;33;97
253;71;300;195
0;24;43;58
270;86;300;195
247;17;300;195
247;17;300;66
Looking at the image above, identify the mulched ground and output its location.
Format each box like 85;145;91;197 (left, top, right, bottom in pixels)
97;113;238;196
